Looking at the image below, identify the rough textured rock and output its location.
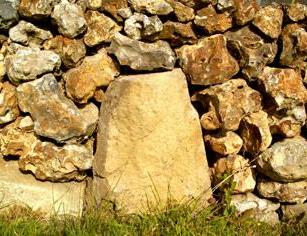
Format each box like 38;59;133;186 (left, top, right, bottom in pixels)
118;7;133;19
101;0;128;21
225;26;278;80
92;69;212;213
269;115;302;138
177;34;239;86
193;79;262;131
194;5;232;34
129;0;173;15
124;13;163;40
252;4;283;39
43;35;86;68
18;0;55;19
0;158;85;217
18;115;33;130
233;0;259;25
9;21;53;47
84;10;121;47
167;0;194;22
64;49;119;104
17;74;99;142
204;131;243;155
257;178;307;204
0;81;19;124
0;53;6;80
0;0;19;30
281;204;307;224
286;3;307;22
217;0;235;11
257;137;307;182
51;0;86;38
212;155;256;193
5;47;61;85
239;111;272;154
108;33;176;71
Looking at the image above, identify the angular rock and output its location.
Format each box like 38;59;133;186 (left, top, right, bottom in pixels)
51;0;86;38
286;3;307;22
0;0;19;30
17;74;99;142
0;158;85;217
0;81;19;124
9;21;52;47
193;79;262;131
167;0;194;22
43;35;86;68
212;155;256;193
108;33;176;71
204;131;243;155
92;69;212;213
129;0;173;15
18;115;33;130
239;111;272;154
5;47;61;85
87;0;102;10
124;13;163;40
118;7;133;19
257;178;307;204
199;105;221;130
101;0;128;21
269;116;302;138
257;137;307;182
177;34;239;86
217;0;235;11
252;4;283;39
84;10;121;47
281;204;307;224
0;53;5;80
194;5;232;34
18;0;55;19
64;49;119;104
225;26;278;80
233;0;259;25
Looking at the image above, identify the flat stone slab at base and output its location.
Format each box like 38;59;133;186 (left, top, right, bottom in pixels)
0;159;85;217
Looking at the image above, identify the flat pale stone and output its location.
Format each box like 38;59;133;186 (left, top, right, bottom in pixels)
92;69;212;213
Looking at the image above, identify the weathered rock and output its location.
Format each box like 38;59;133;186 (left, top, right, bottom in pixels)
51;0;86;38
199;105;221;130
18;115;33;130
93;89;105;103
281;204;307;224
193;79;262;131
64;49;119;104
225;26;278;80
101;0;128;21
108;33;176;71
0;81;19;124
257;178;307;204
177;34;239;86
233;0;259;25
157;21;197;47
43;35;86;68
118;7;133;19
84;10;121;47
217;0;235;11
87;0;102;9
5;47;61;85
129;0;173;15
252;4;283;39
194;5;232;34
269;116;302;138
92;69;212;213
167;0;194;22
239;111;272;154
204;131;243;155
0;53;5;80
257;137;307;182
18;0;55;19
9;21;52;47
0;0;19;30
17;74;99;142
286;3;307;22
124;13;163;40
212;155;256;193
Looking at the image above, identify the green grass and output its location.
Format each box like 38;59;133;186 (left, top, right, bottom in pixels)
0;204;306;236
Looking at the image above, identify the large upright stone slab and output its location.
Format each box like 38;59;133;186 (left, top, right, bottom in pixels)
92;69;212;213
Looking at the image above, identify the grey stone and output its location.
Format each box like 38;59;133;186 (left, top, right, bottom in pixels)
0;0;19;30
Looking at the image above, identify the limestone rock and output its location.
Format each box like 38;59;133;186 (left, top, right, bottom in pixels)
177;35;239;86
199;106;221;130
167;0;194;22
194;5;232;34
286;3;307;22
124;13;163;40
51;0;86;38
129;0;173;15
118;7;133;19
87;0;102;9
0;53;6;81
0;158;85;217
17;74;99;142
212;155;256;193
5;47;61;85
84;10;121;47
281;204;307;224
108;33;176;71
43;35;86;68
252;4;283;39
217;0;235;11
18;0;55;19
0;0;19;30
239;111;272;154
257;178;307;204
193;79;262;131
233;0;259;25
92;69;212;213
64;49;119;104
101;0;128;21
257;137;307;182
9;21;52;47
0;81;19;124
204;131;243;155
269;116;302;138
18;115;33;130
225;26;278;80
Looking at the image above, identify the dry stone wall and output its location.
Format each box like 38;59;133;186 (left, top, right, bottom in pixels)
0;0;306;223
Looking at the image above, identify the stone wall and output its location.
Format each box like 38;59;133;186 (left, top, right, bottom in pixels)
0;0;306;223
